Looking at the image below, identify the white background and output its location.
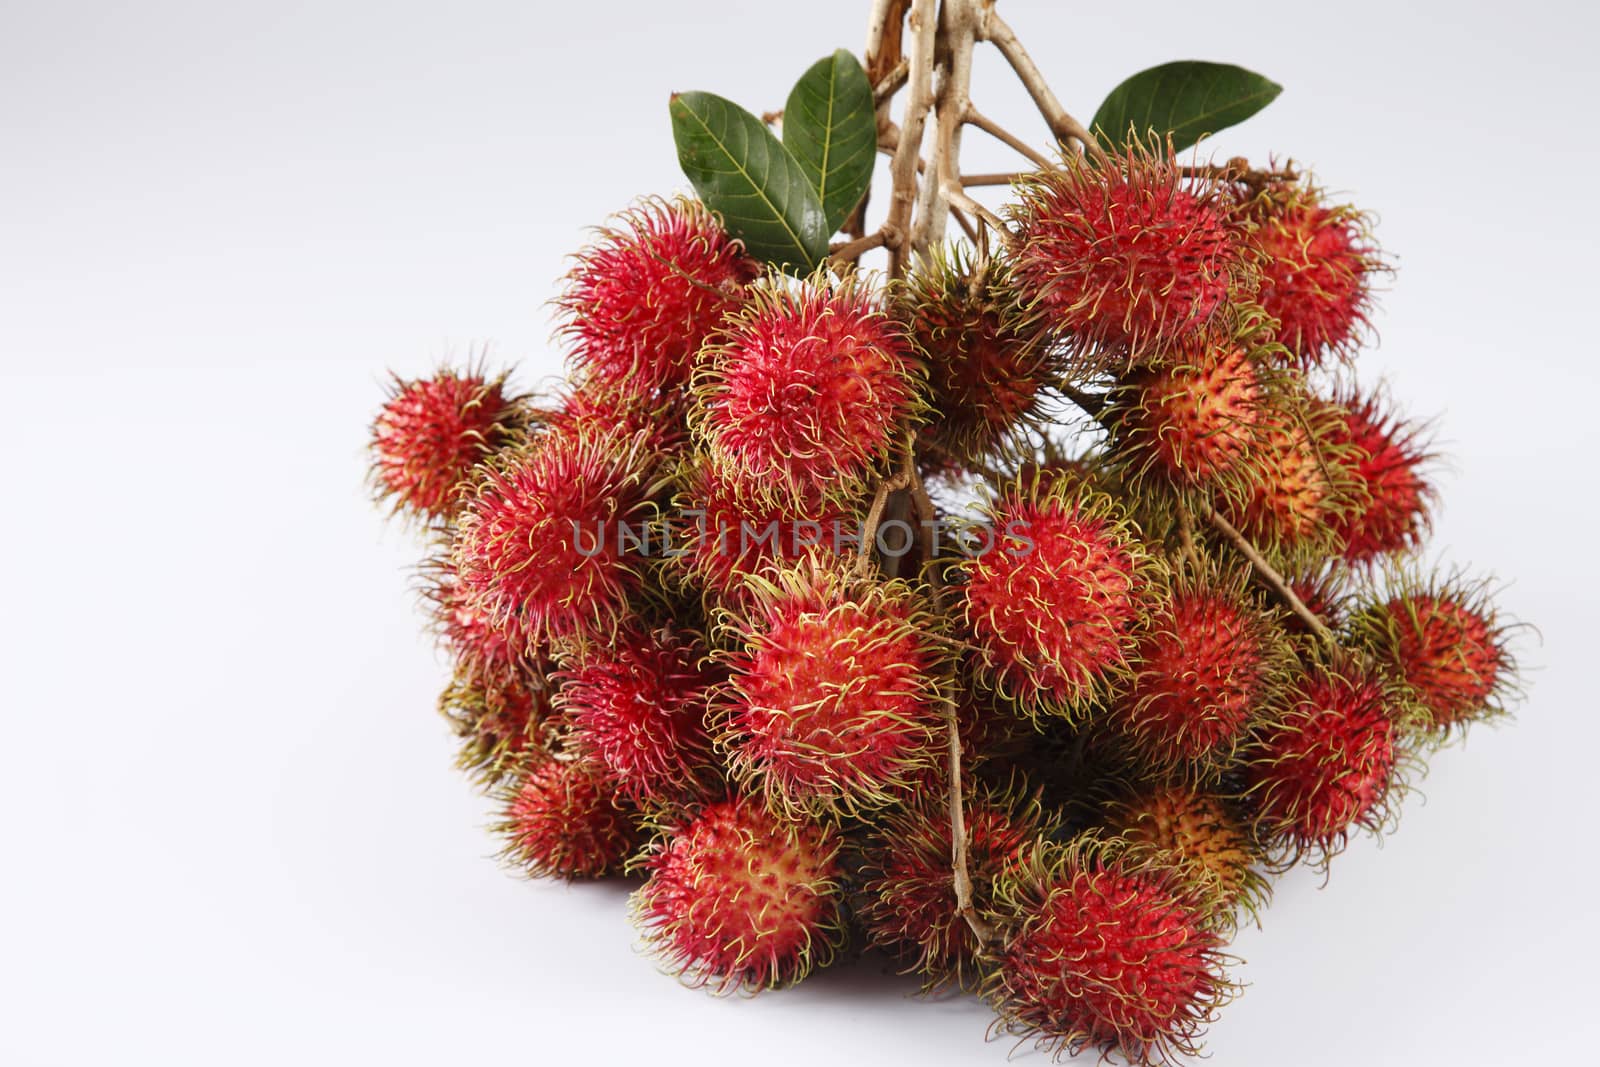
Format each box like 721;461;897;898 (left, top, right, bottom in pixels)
3;1;1597;1064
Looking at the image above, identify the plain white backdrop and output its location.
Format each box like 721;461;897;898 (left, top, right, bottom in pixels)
3;1;1597;1064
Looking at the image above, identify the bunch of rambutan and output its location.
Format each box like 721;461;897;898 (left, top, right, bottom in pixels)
364;23;1525;1066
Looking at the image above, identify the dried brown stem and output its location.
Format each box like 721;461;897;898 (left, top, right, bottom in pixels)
977;10;1103;162
883;0;938;278
964;106;1055;170
854;467;912;578
1175;500;1201;575
1201;502;1338;648
829;229;890;264
959;171;1026;187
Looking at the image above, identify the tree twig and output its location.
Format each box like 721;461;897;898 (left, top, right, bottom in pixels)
1200;502;1338;648
964;105;1056;171
977;9;1103;163
883;0;938;279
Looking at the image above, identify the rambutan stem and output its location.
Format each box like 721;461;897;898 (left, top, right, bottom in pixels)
964;107;1055;171
1175;500;1201;575
901;439;993;946
1201;502;1339;648
977;9;1102;163
942;683;994;945
854;466;913;578
960;171;1027;187
883;0;938;278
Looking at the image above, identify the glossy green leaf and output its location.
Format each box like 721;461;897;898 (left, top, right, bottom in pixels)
669;90;829;272
783;49;877;235
1091;61;1283;154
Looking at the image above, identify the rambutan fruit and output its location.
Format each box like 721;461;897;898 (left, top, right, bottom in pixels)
452;420;667;654
858;784;1047;990
985;835;1235;1066
1107;336;1265;496
1220;397;1358;560
1103;782;1268;919
540;379;690;458
1322;385;1434;565
1235;178;1381;367
1008;147;1240;364
417;551;531;683
368;366;527;523
494;758;638;880
439;666;552;787
557;198;758;399
1350;572;1517;736
958;478;1159;719
716;559;947;816
632;795;844;993
1241;657;1412;865
693;276;923;506
669;455;848;609
1109;568;1290;770
898;247;1053;468
554;626;718;803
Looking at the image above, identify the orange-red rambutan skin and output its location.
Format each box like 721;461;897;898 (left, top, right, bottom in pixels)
1247;196;1375;366
634;797;842;992
994;858;1230;1064
371;372;519;521
699;284;920;503
453;422;659;653
724;588;941;810
500;760;636;879
1229;415;1334;549
1373;595;1503;728
1326;391;1431;564
559;629;716;803
1011;157;1238;355
1116;342;1262;490
558;200;757;397
1114;588;1273;764
1244;666;1397;855
962;497;1145;712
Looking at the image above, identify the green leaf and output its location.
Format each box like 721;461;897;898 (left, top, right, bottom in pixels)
1091;61;1283;154
783;49;877;236
669;90;829;272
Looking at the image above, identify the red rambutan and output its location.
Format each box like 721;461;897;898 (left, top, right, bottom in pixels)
557;198;758;398
669;455;848;608
495;758;638;880
555;626;718;803
1110;570;1289;769
1242;658;1409;864
693;278;923;505
985;836;1235;1066
1351;573;1516;735
717;560;946;815
898;248;1053;467
959;480;1157;718
1103;313;1292;504
1237;178;1381;367
632;795;844;993
439;666;551;787
452;420;666;654
1323;385;1434;564
1009;149;1240;362
418;551;534;683
1222;400;1354;558
368;367;526;522
858;785;1047;990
